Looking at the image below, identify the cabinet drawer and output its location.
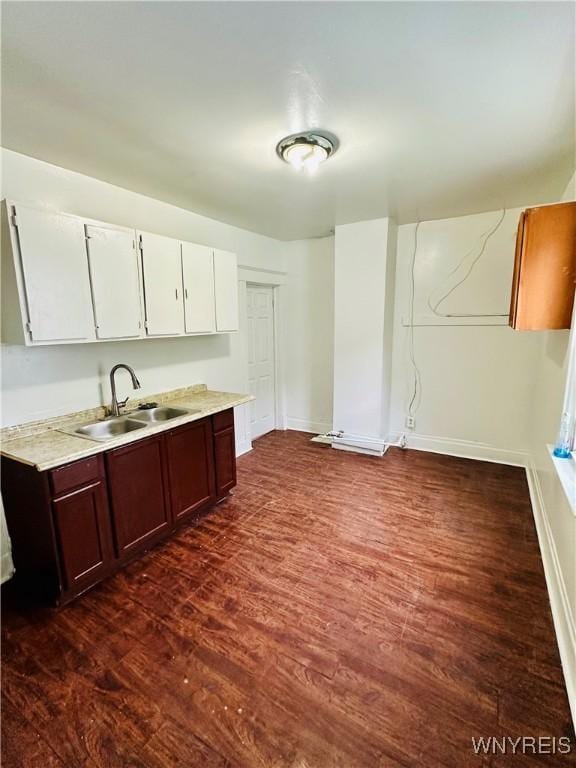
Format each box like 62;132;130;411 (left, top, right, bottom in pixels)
212;408;234;433
50;455;102;497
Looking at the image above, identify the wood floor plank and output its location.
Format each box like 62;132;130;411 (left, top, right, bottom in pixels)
2;430;573;767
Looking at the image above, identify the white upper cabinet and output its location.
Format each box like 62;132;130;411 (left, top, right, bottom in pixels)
139;231;184;337
1;199;239;346
11;204;95;343
181;242;216;334
213;249;239;332
86;225;143;340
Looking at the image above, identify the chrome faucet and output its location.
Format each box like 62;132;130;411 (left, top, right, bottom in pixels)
109;364;141;416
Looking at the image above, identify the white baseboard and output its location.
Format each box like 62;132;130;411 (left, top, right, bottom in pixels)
387;432;529;467
526;462;576;728
235;441;252;458
286;418;333;435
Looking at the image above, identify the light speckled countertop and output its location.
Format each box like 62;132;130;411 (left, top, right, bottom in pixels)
0;385;253;472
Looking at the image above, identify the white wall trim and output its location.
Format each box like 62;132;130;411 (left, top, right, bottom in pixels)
525;462;576;728
272;284;287;431
239;266;286;285
235;441;253;458
386;432;529;467
286;418;332;435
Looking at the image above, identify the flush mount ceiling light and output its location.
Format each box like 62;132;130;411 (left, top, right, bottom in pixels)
276;131;338;173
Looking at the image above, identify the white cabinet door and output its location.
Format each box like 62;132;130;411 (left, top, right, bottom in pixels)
181;242;216;333
139;231;184;336
86;225;143;340
213;249;239;331
14;204;95;342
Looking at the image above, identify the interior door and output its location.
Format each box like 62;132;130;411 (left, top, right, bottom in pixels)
181;242;216;333
13;204;95;342
214;249;239;331
86;225;143;339
139;231;184;336
247;285;276;439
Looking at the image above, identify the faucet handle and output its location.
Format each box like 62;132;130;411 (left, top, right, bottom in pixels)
117;397;130;411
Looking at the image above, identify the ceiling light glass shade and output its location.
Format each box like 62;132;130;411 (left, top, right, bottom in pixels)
283;142;328;172
276;131;337;173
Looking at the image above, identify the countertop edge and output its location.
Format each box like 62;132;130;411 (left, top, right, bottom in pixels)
1;393;254;472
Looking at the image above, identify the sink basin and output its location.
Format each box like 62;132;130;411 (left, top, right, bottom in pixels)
72;416;148;442
130;406;197;423
59;406;199;442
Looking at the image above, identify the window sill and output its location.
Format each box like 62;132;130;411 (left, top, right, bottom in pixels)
547;445;576;514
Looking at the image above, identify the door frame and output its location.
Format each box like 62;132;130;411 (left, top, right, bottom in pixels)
238;267;287;452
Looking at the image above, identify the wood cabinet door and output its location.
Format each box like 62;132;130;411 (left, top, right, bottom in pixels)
213;249;239;331
52;480;114;596
139;231;185;336
509;201;576;330
13;204;95;342
105;436;171;559
165;419;215;523
214;426;237;500
86;224;143;339
181;242;216;333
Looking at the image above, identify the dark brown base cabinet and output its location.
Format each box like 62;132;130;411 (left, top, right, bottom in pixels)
106;435;172;561
1;410;236;605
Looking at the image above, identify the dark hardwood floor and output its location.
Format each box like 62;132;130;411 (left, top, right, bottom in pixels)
2;431;574;767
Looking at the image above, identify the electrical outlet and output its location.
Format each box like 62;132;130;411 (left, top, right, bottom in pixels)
405;416;416;430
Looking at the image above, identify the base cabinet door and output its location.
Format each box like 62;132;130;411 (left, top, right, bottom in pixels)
214;426;237;500
106;436;171;559
166;419;215;523
52;480;114;599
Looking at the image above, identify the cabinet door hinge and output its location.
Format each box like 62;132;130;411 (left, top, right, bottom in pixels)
25;321;32;334
11;213;18;228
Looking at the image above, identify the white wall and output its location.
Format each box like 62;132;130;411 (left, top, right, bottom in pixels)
0;149;285;440
389;207;540;464
284;237;334;434
526;171;575;723
332;217;395;445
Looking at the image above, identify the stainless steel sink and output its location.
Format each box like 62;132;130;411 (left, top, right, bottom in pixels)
59;405;198;443
130;406;197;423
71;416;148;442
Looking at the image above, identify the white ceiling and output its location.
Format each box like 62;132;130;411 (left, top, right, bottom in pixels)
2;1;575;240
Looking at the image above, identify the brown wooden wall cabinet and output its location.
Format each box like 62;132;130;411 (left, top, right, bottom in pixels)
1;410;236;605
509;201;576;330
